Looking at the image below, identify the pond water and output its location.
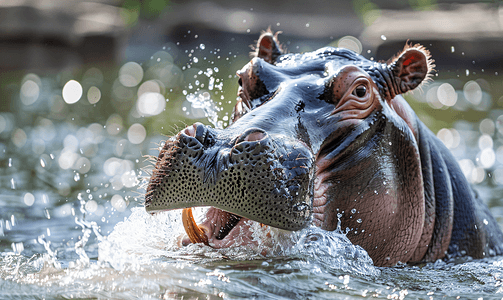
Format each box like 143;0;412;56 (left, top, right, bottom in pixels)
2;33;503;299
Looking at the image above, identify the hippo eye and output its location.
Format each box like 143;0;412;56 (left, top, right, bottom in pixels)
352;85;367;98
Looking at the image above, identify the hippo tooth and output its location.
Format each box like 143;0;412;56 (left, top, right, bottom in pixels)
182;208;209;245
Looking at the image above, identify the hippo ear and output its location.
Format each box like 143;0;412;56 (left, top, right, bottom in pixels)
253;30;283;64
387;44;435;94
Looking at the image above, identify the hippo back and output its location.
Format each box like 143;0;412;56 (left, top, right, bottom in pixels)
417;117;503;260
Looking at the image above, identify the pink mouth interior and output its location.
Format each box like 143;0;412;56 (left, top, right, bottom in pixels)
181;207;259;248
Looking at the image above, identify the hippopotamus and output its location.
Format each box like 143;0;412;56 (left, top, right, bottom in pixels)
145;31;503;266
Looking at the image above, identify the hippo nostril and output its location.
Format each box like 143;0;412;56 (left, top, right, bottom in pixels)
182;122;207;144
195;123;207;144
236;128;268;144
182;124;197;137
244;131;266;142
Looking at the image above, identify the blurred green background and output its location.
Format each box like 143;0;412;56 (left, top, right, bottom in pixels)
1;0;503;201
2;0;502;132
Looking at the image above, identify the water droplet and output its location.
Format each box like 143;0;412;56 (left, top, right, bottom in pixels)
44;209;51;219
193;57;199;63
351;208;356;214
357;219;362;223
74;173;81;182
451;46;455;53
23;193;35;206
381;35;387;40
10;178;15;189
374;190;378;195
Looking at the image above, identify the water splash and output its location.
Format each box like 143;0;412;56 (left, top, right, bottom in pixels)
186;92;223;129
96;208;378;277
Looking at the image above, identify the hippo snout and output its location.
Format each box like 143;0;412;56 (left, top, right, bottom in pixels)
145;122;315;233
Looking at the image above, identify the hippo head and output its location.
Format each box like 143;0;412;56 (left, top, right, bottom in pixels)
145;31;434;266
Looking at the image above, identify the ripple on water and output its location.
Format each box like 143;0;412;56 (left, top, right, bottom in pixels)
1;207;380;299
3;207;503;299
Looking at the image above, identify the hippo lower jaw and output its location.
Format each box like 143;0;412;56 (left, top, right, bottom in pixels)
180;207;262;249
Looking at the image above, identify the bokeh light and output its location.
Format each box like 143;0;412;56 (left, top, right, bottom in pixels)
437;83;457;107
62;80;83;104
106;114;124;136
87;123;106;144
111;194;127;212
425;85;443;109
85;200;98;213
127;123;146;144
478;134;493;150
493;168;503;185
119;62;144;87
478;148;495;169
463;80;482;106
32;138;45;155
20;79;40;106
36;118;56;142
23;192;35;206
58;148;79;170
437;128;460;149
75;157;91;174
87;86;101;104
138;80;163;97
11;128;27;148
479;118;495;135
63;134;79;153
137;92;166;116
121;170;138;188
337;36;362;54
115;139;128;157
103;157;133;177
